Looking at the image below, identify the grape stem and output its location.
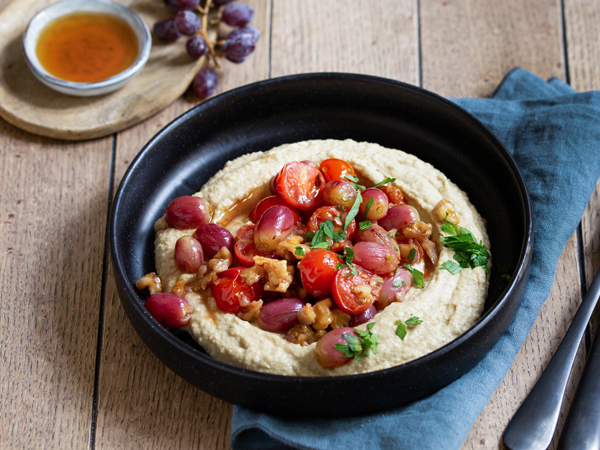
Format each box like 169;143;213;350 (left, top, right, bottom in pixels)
197;0;220;68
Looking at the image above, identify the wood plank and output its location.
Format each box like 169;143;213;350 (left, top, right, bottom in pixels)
93;1;270;449
564;0;600;335
419;0;587;448
0;117;112;445
421;0;564;98
270;0;418;83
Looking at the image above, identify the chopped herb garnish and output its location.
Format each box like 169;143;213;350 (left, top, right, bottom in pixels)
363;197;374;219
440;260;462;275
371;177;397;189
395;315;423;340
342;193;363;232
343;174;366;191
336;247;358;275
359;220;373;230
407;248;416;264
440;219;490;273
335;323;380;359
392;278;406;287
402;263;424;288
336;204;346;212
294;246;306;257
307;219;347;250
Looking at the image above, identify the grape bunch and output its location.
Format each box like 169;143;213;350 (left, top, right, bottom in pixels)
153;0;259;98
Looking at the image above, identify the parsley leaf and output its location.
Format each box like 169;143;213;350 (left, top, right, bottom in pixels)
395;316;423;340
363;197;374;219
402;263;424;288
294;246;306;257
392;278;406;287
407;248;416;264
440;219;490;273
440;260;462;275
343;174;366;191
342;193;363;232
371;177;397;189
334;323;380;359
359;220;373;230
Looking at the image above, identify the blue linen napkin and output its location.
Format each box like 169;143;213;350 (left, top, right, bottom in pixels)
230;68;600;450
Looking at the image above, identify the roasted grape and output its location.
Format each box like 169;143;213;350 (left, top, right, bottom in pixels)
145;293;192;329
322;180;357;209
379;204;420;231
193;223;234;259
254;205;294;251
174;235;204;273
352;241;399;275
257;298;304;332
165;195;211;229
359;188;389;221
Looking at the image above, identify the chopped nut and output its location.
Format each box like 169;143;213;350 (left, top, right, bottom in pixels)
285;324;326;346
420;238;439;265
136;272;162;295
330;308;351;329
254;256;294;292
240;265;265;285
402;221;432;241
172;277;192;297
312;298;334;330
237;300;263;322
207;246;233;273
276;234;309;260
432;199;460;225
351;284;373;304
297;303;316;325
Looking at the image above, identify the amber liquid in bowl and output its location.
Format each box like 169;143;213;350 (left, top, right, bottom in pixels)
36;12;139;83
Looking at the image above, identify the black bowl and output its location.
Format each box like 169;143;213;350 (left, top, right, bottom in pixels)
110;73;533;417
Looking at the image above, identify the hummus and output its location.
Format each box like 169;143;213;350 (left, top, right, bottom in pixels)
152;139;490;376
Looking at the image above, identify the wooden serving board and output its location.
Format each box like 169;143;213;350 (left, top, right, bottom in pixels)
0;0;210;140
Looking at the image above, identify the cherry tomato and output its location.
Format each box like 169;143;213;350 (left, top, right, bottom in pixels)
249;195;301;225
276;161;325;210
306;206;356;252
212;266;263;313
333;265;382;314
319;158;356;183
234;224;276;266
297;249;340;298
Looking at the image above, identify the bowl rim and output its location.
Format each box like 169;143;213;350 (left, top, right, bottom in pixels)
110;72;533;384
22;0;151;94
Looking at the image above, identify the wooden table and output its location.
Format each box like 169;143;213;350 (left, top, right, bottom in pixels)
2;1;599;448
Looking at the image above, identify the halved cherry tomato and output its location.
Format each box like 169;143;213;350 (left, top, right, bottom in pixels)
333;265;382;314
276;161;325;210
319;158;356;183
234;224;276;266
297;249;340;298
249;195;301;225
212;266;263;313
306;206;356;252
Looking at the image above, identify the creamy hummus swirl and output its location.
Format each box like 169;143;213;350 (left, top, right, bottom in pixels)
153;139;490;376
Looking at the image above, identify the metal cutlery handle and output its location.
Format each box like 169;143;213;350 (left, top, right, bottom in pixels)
503;269;600;450
558;315;600;450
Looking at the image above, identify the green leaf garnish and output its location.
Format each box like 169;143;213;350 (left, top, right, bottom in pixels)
395;316;423;340
334;323;380;359
342;193;363;232
440;220;490;273
392;278;406;287
402;263;424;288
359;220;373;230
407;248;416;264
343;174;366;191
371;177;397;189
440;260;462;275
294;246;306;257
363;197;374;219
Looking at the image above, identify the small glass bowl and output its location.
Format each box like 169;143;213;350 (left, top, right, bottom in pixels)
23;0;151;97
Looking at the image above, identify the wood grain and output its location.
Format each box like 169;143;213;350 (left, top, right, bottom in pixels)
0;0;211;140
93;2;270;449
419;0;589;448
0;118;112;446
270;0;418;83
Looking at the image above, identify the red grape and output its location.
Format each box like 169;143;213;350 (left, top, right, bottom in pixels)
378;267;412;308
193;223;234;259
257;298;304;332
223;32;256;63
153;18;181;41
222;4;254;27
145;293;192;329
352;241;399;275
174;235;204;273
193;69;218;98
379;204;420;231
174;10;200;36
322;180;357;209
165;195;211;229
254;205;294;251
173;0;199;9
229;26;260;42
349;305;377;327
359;188;389;221
314;327;357;369
186;36;208;59
213;0;235;5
